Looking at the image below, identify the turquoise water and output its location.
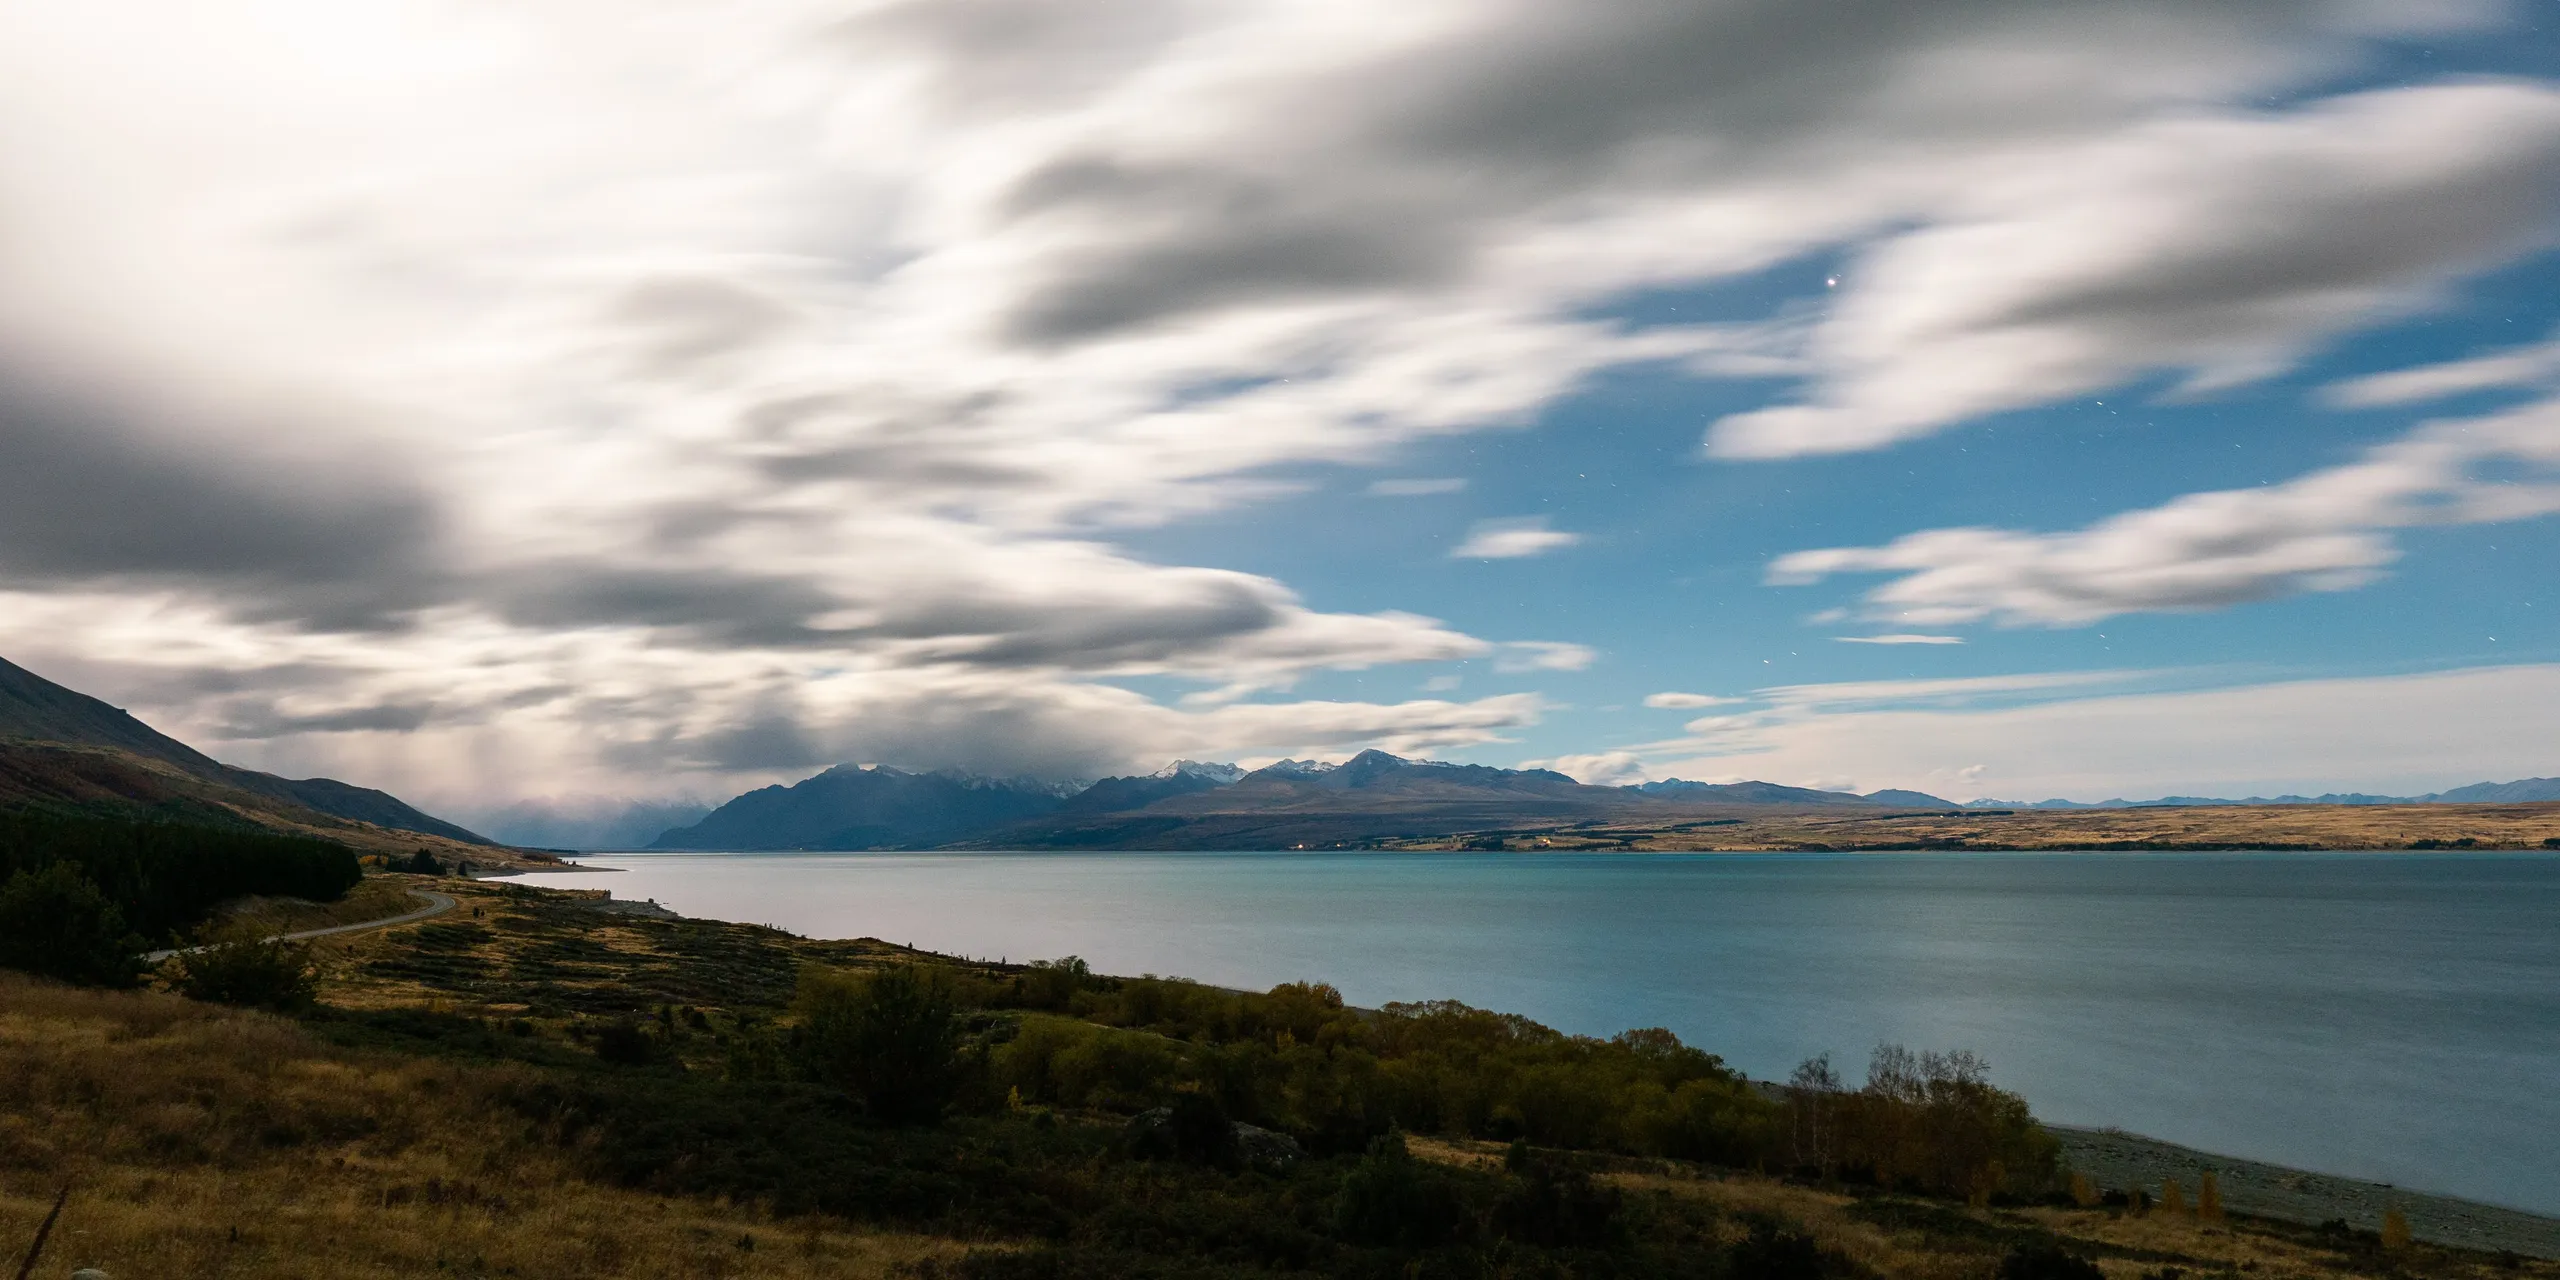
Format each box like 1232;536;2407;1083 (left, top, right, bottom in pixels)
517;850;2560;1215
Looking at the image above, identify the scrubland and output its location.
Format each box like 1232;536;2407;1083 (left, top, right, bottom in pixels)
2;869;2553;1278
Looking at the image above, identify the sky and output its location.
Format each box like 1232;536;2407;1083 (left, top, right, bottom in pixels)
2;0;2558;822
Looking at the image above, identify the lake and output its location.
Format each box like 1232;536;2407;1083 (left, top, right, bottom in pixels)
516;849;2560;1215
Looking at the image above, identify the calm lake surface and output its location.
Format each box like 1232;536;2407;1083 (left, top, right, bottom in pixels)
516;850;2560;1215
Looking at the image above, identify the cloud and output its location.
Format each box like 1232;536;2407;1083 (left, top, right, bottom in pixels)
2324;327;2560;407
1709;83;2560;457
1643;692;1741;709
1522;750;1650;787
0;360;444;627
1635;663;2560;802
1833;634;1964;645
1770;397;2560;626
1493;640;1597;673
0;0;2535;801
1367;477;1468;497
1453;518;1581;559
1750;670;2145;710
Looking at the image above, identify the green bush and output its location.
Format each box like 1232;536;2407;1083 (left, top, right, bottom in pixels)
1332;1131;1472;1249
796;964;964;1125
169;931;317;1010
0;863;144;987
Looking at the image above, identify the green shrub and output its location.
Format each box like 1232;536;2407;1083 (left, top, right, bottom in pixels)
797;964;963;1125
0;863;144;987
169;931;317;1010
1332;1131;1472;1249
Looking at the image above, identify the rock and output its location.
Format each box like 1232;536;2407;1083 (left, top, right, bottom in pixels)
72;1270;112;1280
1232;1122;1303;1174
1121;1106;1178;1160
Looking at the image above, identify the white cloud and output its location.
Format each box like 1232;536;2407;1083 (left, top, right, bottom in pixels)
1493;640;1597;672
1643;691;1740;709
1367;477;1467;496
1522;750;1650;786
1834;634;1963;645
0;0;2538;800
1635;663;2560;802
1453;517;1581;559
1770;397;2560;626
2325;327;2560;407
1753;671;2144;709
1709;83;2560;458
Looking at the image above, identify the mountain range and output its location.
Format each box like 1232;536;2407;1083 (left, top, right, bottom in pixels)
645;752;1969;851
0;654;492;847
7;652;2553;854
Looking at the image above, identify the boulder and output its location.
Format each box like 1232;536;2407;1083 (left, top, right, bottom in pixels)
1233;1122;1304;1174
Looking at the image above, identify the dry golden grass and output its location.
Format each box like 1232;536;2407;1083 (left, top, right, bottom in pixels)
200;876;428;938
0;975;973;1279
1407;1136;2560;1280
1382;801;2560;852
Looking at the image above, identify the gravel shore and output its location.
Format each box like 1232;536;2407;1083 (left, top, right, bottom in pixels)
2052;1125;2560;1259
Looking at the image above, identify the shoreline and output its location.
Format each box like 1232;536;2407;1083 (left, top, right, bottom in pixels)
2049;1125;2560;1259
484;869;2560;1254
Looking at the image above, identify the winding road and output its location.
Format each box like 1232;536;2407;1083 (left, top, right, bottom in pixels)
142;888;458;963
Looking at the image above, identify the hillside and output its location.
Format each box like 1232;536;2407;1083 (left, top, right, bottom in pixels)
0;655;492;846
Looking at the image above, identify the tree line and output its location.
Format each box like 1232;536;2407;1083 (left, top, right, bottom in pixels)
736;956;2059;1204
0;810;361;985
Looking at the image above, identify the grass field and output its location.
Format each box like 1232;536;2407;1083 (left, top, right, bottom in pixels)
1373;802;2560;852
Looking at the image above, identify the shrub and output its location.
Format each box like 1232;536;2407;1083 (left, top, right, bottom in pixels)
2382;1208;2412;1251
1493;1153;1623;1249
169;930;317;1010
1333;1131;1472;1249
594;1017;662;1065
0;863;143;987
1726;1217;1853;1280
2000;1242;2104;1280
797;964;963;1125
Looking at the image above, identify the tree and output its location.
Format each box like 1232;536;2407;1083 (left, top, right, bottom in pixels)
2381;1207;2412;1251
796;965;962;1125
2198;1171;2224;1222
0;864;143;987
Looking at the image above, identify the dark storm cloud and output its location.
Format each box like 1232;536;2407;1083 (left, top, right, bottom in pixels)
0;363;444;626
218;702;439;738
998;0;2415;345
690;711;828;772
485;556;1294;670
872;575;1285;667
489;562;846;647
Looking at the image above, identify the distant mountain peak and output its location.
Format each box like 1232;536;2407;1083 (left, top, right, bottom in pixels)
1258;758;1340;777
1154;759;1245;784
